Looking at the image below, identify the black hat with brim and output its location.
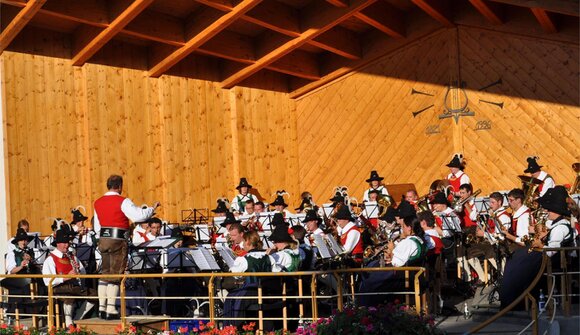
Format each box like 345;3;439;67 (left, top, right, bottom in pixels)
524;156;542;174
211;201;229;213
330;192;344;203
537;186;571;217
236;177;252;190
71;209;88;223
271;195;288;208
380;206;397;223
334;205;353;221
268;225;295;243
271;212;288;227
446;155;463;168
12;228;33;245
221;212;241;227
431;192;450;206
52;228;72;246
397;200;417;219
302;209;322;224
366;170;384;183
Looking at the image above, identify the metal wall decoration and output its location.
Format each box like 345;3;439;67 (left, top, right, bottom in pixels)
425;125;441;135
475;120;492;131
438;81;473;124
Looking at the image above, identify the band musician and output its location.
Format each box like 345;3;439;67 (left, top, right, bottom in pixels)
524;156;555;197
231;178;259;214
446;153;471;197
362;170;389;202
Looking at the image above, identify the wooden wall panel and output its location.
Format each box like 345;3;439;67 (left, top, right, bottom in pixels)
296;30;455;204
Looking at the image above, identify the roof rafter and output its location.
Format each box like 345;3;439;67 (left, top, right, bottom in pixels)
487;0;578;17
195;0;362;60
468;0;503;25
148;0;262;78
221;0;377;89
530;7;557;33
72;0;154;66
411;0;454;28
0;0;46;53
354;1;405;38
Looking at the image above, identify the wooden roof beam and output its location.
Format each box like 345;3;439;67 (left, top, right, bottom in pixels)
196;0;362;60
0;0;109;26
0;0;46;53
487;0;578;17
326;0;348;7
354;1;405;38
311;26;361;60
72;0;153;66
149;0;262;78
530;7;558;33
468;0;503;25
411;0;454;27
221;0;376;89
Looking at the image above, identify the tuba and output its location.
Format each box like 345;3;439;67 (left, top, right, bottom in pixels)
377;195;394;217
518;175;542;208
571;163;580;194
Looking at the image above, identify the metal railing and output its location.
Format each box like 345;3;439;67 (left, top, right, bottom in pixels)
468;246;580;335
0;266;426;331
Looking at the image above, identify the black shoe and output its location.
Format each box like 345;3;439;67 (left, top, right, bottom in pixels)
99;311;107;319
106;313;120;320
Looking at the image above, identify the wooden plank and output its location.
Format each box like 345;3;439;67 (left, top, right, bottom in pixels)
0;0;46;53
487;0;579;17
0;0;109;26
354;1;405;38
311;26;361;60
149;0;261;78
327;0;348;7
221;0;376;89
411;0;454;27
468;0;504;25
268;50;320;80
72;0;153;66
530;8;558;33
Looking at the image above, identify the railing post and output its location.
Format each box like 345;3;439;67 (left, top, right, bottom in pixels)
334;273;343;311
405;270;410;305
414;269;422;313
527;293;538;335
311;274;317;321
120;276;127;330
298;277;304;318
47;278;55;329
208;276;215;323
258;279;263;334
282;281;287;331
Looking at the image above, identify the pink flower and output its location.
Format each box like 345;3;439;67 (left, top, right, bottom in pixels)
178;326;188;333
366;324;374;332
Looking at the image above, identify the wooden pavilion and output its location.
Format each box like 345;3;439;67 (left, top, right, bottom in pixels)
0;0;578;236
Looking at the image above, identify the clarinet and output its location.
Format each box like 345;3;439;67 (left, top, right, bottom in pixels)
67;250;83;286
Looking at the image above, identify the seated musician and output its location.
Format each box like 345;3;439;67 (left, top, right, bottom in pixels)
241;199;262;231
231;178;259;214
482;192;512;271
254;201;266;214
362;170;389;202
243;199;255;216
8;219;30;252
304;209;324;237
363;189;381;229
295;192;316;214
446;153;471;197
224;231;272;328
405;189;419;208
290;225;315;271
211;198;229;217
42;229;97;326
418;211;443;257
271;194;292;217
501;188;532;248
70;207;89;233
44;218;62;249
334;205;364;264
228;223;247;257
267;224;301;272
524;156;555;197
216;211;241;240
431;192;463;274
359;217;427;307
132;218;153;246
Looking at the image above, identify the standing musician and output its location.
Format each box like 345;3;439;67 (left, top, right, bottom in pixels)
230;178;258;214
524;156;555;197
93;175;159;320
457;184;478;229
42;229;96;326
362;170;389;202
487;192;512;235
501;188;533;249
334;204;364;264
446;153;471;197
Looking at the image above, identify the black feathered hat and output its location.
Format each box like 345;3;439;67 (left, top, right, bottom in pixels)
537;186;570;216
302;209;322;224
221;211;241;227
334;205;354;221
524;156;542;174
366;170;384;183
271;212;288;227
52;228;72;246
236;178;252;190
211;200;229;213
71;207;88;224
271;195;288;208
397;200;417;219
446;153;464;169
268;224;295;243
12;228;33;245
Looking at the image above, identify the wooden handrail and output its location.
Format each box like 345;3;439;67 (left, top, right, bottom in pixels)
467;252;547;334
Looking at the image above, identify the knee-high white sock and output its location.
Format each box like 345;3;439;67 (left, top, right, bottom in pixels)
468;258;485;281
487;258;498;270
106;284;119;315
63;302;74;326
98;281;107;312
457;256;470;281
75;301;95;320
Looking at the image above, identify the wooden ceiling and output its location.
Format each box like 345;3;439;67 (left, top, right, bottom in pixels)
1;0;578;98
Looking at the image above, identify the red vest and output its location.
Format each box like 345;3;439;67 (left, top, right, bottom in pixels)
428;235;444;256
50;253;73;275
368;218;379;230
461;205;477;228
447;172;464;193
94;195;130;229
340;226;364;256
232;244;247;257
511;209;531;235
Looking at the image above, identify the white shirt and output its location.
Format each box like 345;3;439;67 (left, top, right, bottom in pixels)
362;185;390;202
230;251;268;273
93;191;156;236
132;225;148;245
537;171;555;197
269;248;300;272
42;249;86;287
423;229;438;249
467;200;477;221
392;236;423;267
5;247;28;273
545;218;577;257
230;193;259;213
337;221;361;253
512;205;531;243
493;207;512;233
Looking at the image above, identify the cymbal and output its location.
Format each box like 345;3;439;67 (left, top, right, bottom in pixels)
518;175;543;185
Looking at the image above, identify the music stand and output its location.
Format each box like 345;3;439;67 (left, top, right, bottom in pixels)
217;246;236;269
259;232;272;248
287;213;306;227
474;197;491;213
326;235;344;256
188;248;221;271
32;249;50;265
26;232;44;249
163;248;196;269
258;212;276;232
195;225;212;243
572;194;580;207
363;202;379;219
321;204;335;220
440;214;462;237
128;251;162;272
75;243;94;263
137;236;179;249
313;235;332;259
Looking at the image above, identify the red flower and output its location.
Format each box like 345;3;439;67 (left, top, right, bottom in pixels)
178;326;188;333
0;324;7;329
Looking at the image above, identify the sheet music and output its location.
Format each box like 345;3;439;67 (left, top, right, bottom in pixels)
189;248;220;271
326;235;344;255
474;197;490;213
164;248;196;269
572;194;580;208
287;213;306;227
217;246;237;268
322;204;335;219
363;202;379;219
26;232;44;249
138;236;177;248
258;212;277;231
440;215;462;237
313;234;332;259
195;224;211;242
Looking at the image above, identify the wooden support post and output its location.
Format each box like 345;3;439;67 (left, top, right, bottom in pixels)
311;274;317;321
298;277;304;319
120;277;127;330
484;259;489;284
405;270;410;305
258;281;264;333
282;282;287;331
334;273;343;311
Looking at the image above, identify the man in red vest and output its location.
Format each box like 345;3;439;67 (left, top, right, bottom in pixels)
446;153;471;197
93;175;159;320
334;205;363;264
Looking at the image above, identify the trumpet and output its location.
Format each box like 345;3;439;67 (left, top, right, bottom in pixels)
453;189;481;212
